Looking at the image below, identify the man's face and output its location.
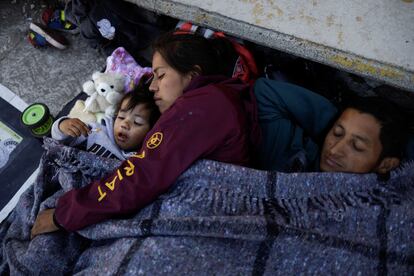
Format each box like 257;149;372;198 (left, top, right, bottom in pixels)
320;108;383;173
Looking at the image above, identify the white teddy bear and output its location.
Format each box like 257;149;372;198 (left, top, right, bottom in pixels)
83;71;125;118
68;71;125;124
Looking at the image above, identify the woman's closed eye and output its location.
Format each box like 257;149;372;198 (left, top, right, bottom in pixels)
352;141;365;152
156;73;165;80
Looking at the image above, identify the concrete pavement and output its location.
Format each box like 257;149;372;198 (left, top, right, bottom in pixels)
0;0;106;116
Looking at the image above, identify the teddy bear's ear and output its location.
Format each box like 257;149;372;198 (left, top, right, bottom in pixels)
92;71;103;81
113;73;125;82
114;74;126;91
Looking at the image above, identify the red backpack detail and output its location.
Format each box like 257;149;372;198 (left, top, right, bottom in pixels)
230;41;259;84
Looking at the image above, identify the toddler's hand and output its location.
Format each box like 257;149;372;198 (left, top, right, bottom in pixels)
59;118;90;137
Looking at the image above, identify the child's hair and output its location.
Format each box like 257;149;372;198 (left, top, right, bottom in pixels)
152;31;237;77
116;78;160;127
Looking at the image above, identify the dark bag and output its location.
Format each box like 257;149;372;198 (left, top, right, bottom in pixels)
67;0;177;65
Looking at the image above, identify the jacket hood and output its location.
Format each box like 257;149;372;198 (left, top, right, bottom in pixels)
183;75;245;94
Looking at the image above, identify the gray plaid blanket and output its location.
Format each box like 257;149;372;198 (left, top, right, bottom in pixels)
1;138;413;275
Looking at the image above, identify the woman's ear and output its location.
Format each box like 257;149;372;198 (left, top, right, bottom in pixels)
191;65;202;78
375;157;400;174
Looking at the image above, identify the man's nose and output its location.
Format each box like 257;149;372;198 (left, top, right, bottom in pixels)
329;139;346;156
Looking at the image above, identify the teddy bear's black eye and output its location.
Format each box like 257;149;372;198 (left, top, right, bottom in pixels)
110;85;114;89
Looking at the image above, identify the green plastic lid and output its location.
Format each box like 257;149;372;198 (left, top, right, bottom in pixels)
22;104;46;126
31;116;53;135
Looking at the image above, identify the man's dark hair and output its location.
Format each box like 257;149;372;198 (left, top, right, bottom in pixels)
345;96;408;159
116;79;160;127
152;31;237;76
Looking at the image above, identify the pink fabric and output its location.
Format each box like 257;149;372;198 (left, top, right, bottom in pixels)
105;47;152;93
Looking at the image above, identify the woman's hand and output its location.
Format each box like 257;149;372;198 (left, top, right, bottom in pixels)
59;118;90;137
31;208;60;239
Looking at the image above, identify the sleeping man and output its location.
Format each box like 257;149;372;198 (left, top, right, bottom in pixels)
254;78;409;174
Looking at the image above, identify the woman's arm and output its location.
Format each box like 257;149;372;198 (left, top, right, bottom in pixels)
47;85;243;232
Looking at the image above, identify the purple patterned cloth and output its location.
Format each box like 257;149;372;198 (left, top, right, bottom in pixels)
105;47;152;93
0;137;413;275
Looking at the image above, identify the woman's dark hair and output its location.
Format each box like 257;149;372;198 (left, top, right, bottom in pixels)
152;31;237;76
116;77;160;127
345;96;408;159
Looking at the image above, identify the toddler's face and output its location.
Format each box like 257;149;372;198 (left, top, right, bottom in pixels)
113;101;151;151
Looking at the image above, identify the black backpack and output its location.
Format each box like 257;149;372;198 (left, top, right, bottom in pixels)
67;0;177;65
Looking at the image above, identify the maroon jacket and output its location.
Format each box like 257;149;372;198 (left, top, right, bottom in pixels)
54;75;259;231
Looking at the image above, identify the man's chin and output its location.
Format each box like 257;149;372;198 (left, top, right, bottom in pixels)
320;163;330;172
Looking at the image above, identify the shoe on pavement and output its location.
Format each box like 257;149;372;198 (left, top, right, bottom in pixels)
41;8;79;34
28;30;48;47
29;22;69;50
